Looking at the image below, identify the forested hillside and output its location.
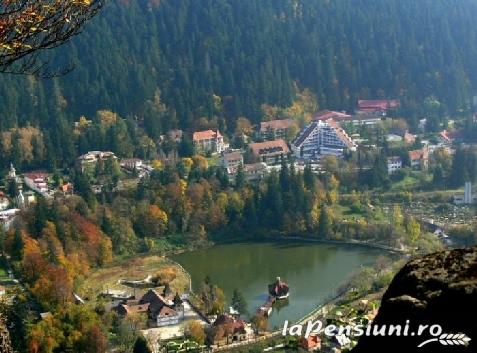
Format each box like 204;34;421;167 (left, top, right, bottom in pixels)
1;0;477;159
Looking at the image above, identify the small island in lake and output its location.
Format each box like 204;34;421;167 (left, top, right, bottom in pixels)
268;276;290;299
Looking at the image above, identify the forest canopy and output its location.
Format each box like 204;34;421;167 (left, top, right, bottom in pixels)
0;0;476;134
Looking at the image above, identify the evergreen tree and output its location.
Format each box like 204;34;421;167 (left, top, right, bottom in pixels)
133;336;152;353
11;228;24;261
231;289;248;316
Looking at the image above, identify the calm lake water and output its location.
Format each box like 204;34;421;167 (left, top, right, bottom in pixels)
172;241;382;328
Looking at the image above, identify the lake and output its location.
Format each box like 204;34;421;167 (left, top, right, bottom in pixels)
172;241;382;328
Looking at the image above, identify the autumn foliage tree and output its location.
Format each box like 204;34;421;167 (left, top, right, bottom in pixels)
0;0;103;75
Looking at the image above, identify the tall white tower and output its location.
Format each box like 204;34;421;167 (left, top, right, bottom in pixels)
464;182;473;204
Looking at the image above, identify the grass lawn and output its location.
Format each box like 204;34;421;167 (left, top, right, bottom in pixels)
207;155;220;167
79;255;190;302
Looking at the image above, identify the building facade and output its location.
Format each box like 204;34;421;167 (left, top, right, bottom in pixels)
23;172;50;196
291;119;356;160
387;156;403;175
248;139;290;165
259;119;296;140
193;130;226;154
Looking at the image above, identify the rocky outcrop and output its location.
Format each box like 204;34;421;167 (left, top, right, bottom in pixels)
352;247;477;353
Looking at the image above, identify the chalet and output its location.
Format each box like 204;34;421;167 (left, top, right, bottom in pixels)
193;130;226;154
220;150;243;170
313;110;352;122
139;289;184;327
156;306;180;327
438;129;464;145
291;119;356;160
408;145;429;170
259;119;296;140
357;99;400;115
298;335;321;351
77;151;117;172
206;314;253;346
387;156;403;175
249;139;290;165
24;172;50;196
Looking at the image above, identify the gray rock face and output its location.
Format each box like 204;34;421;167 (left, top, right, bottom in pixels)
352;247;477;353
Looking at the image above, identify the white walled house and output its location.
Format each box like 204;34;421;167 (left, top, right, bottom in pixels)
23;172;50;196
387;156;403;175
193;130;226;154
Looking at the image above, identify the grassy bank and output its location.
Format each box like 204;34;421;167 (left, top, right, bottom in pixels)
79;255;190;301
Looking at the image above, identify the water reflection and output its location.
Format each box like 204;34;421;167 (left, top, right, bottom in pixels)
172;242;380;326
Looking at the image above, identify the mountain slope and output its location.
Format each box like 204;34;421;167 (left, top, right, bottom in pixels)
1;0;477;132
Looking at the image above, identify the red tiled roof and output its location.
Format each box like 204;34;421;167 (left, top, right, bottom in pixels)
299;335;321;349
313;110;352;121
222;151;243;161
249;139;290;156
158;306;178;317
24;172;49;180
260;119;295;132
193;130;222;141
358;99;400;112
408;150;424;160
117;303;150;315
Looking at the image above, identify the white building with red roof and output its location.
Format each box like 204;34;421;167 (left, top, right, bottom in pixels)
24;172;50;196
193;129;225;154
248;139;290;165
408;145;429;170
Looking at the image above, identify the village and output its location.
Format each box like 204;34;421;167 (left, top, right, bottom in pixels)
2;98;476;236
1;97;477;353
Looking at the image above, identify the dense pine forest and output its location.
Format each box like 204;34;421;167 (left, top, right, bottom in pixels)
1;0;477;166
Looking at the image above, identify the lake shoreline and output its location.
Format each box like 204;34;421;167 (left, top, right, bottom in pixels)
170;241;389;327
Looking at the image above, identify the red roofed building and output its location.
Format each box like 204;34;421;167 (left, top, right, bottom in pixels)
23;172;50;195
357;99;400;115
249;139;290;165
115;303;150;316
206;314;253;345
313;110;352;122
439;129;464;145
260;119;297;140
298;335;321;351
193;130;226;154
408;145;429;170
